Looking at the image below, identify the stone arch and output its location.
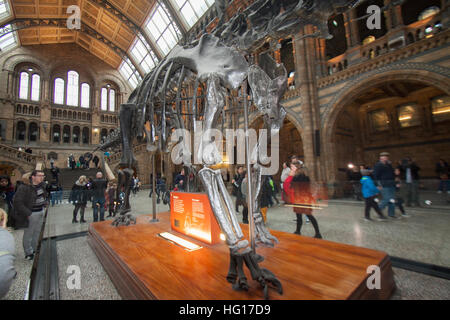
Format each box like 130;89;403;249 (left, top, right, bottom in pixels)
2;54;49;78
95;73;129;94
0;160;27;175
322;68;450;183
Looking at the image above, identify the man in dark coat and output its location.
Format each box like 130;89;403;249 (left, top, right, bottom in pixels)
92;155;100;168
373;152;397;218
398;157;421;207
12;170;48;259
91;172;108;222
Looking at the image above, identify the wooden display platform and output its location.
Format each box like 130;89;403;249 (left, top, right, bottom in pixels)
88;212;395;300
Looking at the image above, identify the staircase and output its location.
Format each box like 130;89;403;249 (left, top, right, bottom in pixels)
45;167;102;197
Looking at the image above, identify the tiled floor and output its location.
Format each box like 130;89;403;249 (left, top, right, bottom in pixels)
2;190;450;300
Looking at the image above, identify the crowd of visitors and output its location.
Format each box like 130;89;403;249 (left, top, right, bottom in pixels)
68;153;100;170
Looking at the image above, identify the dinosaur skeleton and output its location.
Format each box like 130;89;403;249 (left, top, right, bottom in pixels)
97;0;364;299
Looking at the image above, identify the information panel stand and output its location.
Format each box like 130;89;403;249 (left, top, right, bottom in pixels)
170;191;222;245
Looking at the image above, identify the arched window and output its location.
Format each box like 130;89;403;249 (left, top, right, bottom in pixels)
54;78;65;104
82;127;89;144
29;122;39;142
23;105;27;114
53;124;61;143
101;88;108;111
16;121;26;141
63;125;71;143
81;83;90;108
101;85;117;112
58;109;62;118
31;74;40;101
109;89;115;112
16;105;21;113
63;110;67;118
67;71;79;106
73;126;80;143
35;107;39;115
19;72;29;100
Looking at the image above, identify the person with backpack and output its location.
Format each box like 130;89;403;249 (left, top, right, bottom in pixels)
360;169;388;222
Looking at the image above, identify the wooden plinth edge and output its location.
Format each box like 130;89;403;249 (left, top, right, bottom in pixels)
88;224;155;299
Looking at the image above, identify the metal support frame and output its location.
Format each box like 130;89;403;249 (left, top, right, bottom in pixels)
0;18;143;78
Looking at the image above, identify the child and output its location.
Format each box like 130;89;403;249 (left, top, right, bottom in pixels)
360;169;388;221
394;168;409;217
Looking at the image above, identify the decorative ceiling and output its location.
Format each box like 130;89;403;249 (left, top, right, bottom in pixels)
10;0;156;68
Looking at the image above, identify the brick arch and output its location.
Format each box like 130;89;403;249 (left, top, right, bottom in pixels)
322;68;450;182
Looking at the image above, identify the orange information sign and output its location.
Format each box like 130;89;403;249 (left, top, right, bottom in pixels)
170;192;222;245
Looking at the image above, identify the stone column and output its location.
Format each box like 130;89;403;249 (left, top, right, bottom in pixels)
293;26;324;182
348;8;360;46
392;1;404;28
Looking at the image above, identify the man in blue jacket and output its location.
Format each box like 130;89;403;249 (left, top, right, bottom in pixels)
373;152;397;218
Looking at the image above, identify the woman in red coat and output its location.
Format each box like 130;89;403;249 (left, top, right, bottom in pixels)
283;161;322;239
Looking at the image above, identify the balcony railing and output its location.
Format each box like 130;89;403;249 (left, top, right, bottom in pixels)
325;12;446;78
0;142;43;166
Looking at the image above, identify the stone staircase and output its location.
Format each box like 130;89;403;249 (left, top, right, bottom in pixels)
44;167;102;198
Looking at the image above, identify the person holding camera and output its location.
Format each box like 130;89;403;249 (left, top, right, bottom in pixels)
69;175;88;223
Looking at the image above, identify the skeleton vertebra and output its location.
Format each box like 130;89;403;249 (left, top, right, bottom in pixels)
96;0;362;299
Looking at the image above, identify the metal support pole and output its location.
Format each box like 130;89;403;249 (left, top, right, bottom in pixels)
243;84;255;251
150;152;159;223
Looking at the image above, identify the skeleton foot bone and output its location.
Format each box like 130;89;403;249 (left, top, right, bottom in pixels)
227;249;283;300
111;213;136;227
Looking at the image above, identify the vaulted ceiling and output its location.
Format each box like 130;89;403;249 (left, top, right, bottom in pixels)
9;0;157;68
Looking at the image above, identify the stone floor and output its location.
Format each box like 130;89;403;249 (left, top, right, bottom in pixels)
2;190;450;300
